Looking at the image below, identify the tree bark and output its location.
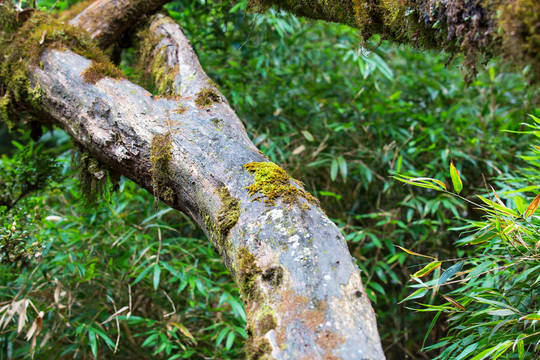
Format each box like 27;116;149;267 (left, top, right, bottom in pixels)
251;0;540;82
0;5;386;360
69;0;170;48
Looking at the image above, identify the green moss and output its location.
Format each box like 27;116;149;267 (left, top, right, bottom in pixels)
149;132;173;202
135;18;180;98
237;247;262;301
217;186;240;235
497;0;540;81
195;87;221;108
78;151;119;204
244;162;318;206
245;337;273;360
0;7;124;127
82;60;124;84
249;0;510;83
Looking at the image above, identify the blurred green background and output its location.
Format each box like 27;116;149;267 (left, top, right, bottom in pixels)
0;0;538;359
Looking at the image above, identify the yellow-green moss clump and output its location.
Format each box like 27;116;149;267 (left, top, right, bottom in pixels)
82;60;124;84
244;162;318;206
195;87;221;108
217;186;240;235
237;247;262;301
149;132;173;202
135;16;180;98
0;6;124;127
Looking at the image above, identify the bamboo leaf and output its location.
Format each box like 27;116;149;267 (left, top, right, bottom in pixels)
487;309;515;316
399;288;428;303
525;193;540;217
395;245;436;260
413;261;442;278
441;295;465;310
450;161;463;194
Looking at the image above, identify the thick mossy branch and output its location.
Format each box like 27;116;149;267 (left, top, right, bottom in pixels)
249;0;540;82
0;6;124;126
244;162;318;206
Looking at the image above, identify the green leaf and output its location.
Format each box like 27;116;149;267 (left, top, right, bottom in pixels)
450;161;463;194
153;264;161;290
487;309;515;316
399;287;428;303
514;195;526;214
455;342;479;360
395;245;436;260
330;159;338;181
225;331;236;350
519;313;540;321
337;156;347;181
422;310;441;348
517;339;524;360
413;261;442;278
301;130;314;142
438;261;464;287
88;328;98;358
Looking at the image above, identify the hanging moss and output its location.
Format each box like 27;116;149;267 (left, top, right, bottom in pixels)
248;0;540;83
217;186;240;235
78;151;120;204
0;6;125;127
237;247;263;301
244;161;318;206
149;132;173;202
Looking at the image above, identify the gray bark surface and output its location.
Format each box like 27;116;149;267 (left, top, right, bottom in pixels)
70;0;170;47
3;3;386;358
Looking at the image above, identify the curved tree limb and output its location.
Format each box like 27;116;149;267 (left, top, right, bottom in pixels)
69;0;170;47
250;0;540;82
0;5;385;360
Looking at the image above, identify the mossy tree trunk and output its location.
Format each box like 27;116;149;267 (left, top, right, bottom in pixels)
251;0;540;82
0;2;385;359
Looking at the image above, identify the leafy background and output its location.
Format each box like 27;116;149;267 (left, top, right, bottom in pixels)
0;0;538;359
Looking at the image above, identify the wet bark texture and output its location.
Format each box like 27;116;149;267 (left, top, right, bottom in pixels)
1;2;386;359
70;0;170;47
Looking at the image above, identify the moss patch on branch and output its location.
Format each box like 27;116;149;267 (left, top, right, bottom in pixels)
217;186;240;235
237;247;263;301
195;87;221;108
149;132;174;203
0;6;124;126
134;16;180;98
82;60;124;84
244;162;318;206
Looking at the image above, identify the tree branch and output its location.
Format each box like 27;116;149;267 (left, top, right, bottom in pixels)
250;0;540;82
69;0;170;47
1;4;385;358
